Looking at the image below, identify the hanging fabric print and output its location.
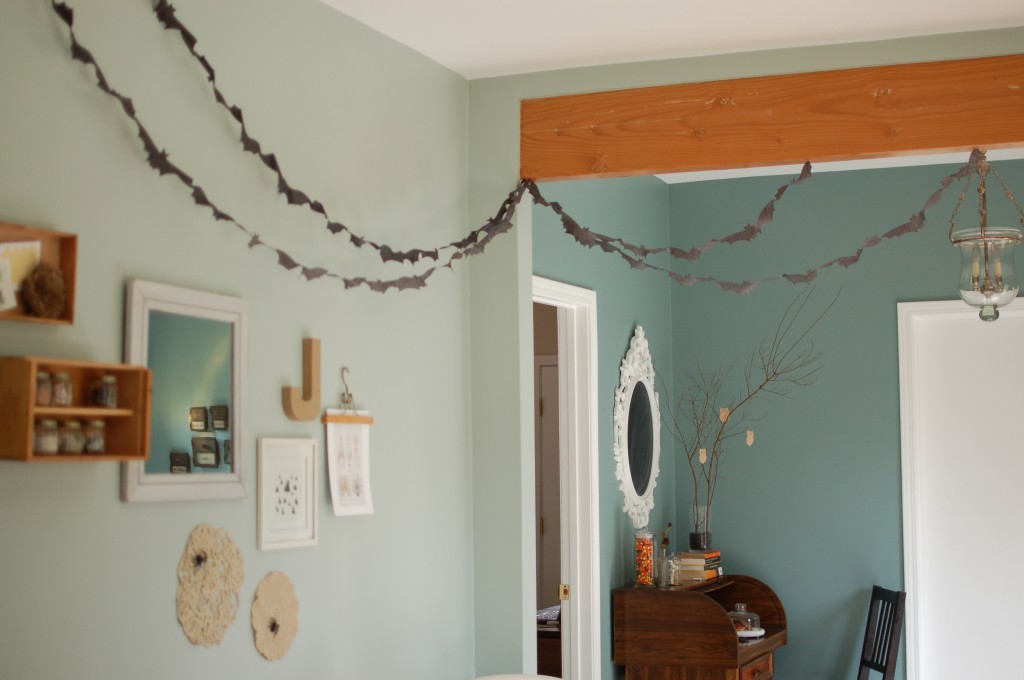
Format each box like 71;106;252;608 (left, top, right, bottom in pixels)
323;409;375;516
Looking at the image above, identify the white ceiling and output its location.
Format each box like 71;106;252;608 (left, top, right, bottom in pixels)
318;0;1024;79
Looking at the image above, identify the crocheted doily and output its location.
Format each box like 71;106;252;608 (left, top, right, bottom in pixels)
251;571;299;660
176;524;245;646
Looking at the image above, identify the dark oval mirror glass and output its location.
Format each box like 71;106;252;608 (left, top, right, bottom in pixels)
627;381;654;496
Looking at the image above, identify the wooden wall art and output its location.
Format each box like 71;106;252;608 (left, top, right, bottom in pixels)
282;338;320;421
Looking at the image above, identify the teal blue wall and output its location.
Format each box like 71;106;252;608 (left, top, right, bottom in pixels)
471;25;1024;679
148;311;233;473
669;160;1023;679
531;159;1023;680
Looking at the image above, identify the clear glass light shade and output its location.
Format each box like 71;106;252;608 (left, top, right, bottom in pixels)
951;226;1023;321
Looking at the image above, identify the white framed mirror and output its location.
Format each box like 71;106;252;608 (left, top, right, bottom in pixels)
613;325;661;529
121;279;248;502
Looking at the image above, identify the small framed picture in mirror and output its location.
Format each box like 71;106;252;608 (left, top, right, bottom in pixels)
189;406;209;432
210;405;229;430
170;451;192;474
223;439;232;466
192;436;219;468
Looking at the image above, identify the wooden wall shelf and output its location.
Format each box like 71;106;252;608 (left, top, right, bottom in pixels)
0;356;151;462
0;222;77;325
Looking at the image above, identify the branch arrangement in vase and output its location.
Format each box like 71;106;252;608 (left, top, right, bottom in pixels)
663;290;835;550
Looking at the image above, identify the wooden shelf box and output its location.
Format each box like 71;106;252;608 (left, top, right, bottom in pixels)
0;222;78;325
0;356;151;461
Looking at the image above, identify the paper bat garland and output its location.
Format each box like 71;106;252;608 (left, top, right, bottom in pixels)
50;1;979;294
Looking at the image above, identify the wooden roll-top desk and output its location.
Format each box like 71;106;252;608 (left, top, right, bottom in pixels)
613;575;787;680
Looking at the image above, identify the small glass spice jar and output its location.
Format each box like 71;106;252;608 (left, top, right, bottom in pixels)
91;375;118;408
52;372;73;407
59;420;84;454
83;420;105;454
35;371;52;406
34;419;59;455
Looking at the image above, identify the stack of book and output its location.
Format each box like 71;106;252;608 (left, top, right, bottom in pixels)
668;549;723;585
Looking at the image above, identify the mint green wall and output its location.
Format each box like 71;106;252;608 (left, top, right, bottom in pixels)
469;26;1024;679
0;1;473;678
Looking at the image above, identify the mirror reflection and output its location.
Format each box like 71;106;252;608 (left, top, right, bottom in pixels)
122;279;247;502
627;381;654;495
146;311;233;474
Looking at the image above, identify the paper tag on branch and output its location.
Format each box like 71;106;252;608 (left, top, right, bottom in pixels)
699;448;708;465
746;430;755;446
719;407;730;423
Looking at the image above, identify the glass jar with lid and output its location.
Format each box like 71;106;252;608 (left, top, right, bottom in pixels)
35;420;59;454
728;603;761;633
59;421;84;454
52;372;73;407
91;375;118;408
83;420;105;454
634;530;654;587
36;371;52;406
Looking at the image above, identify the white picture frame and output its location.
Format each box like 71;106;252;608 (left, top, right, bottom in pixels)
258;438;318;550
324;409;374;516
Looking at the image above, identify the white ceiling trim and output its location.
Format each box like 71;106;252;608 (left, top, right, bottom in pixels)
654;148;1024;184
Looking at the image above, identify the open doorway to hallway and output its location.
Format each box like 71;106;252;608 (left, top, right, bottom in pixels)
531;275;601;680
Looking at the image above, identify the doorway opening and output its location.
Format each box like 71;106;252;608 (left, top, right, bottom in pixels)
531;275;600;680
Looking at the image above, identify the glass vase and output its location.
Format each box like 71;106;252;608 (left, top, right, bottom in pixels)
654;545;669;587
689;505;712;551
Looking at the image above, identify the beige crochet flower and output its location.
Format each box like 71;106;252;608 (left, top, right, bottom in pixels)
176;524;244;646
251;571;299;661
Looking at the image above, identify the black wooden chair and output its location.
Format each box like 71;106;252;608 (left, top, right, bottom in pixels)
857;585;907;680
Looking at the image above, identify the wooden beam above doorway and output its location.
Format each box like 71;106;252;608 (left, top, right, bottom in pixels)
520;54;1024;182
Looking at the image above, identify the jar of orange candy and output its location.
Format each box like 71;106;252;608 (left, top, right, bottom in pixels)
634;530;654;587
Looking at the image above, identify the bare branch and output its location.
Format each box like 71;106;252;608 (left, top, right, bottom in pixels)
660;288;835;539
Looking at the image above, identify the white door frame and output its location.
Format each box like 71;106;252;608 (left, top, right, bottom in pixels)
532;275;600;680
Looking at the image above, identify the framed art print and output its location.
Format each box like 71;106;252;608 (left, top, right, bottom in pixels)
189;406;209;432
0;260;16;312
191;436;219;468
210;405;229;430
258;438;318;550
169;451;192;474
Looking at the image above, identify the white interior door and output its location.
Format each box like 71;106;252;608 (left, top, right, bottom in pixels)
898;299;1024;680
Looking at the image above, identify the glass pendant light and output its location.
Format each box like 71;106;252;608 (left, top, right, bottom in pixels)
948;151;1024;322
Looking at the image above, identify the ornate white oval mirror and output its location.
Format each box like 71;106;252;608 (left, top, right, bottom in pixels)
121;279;248;502
613;325;661;529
